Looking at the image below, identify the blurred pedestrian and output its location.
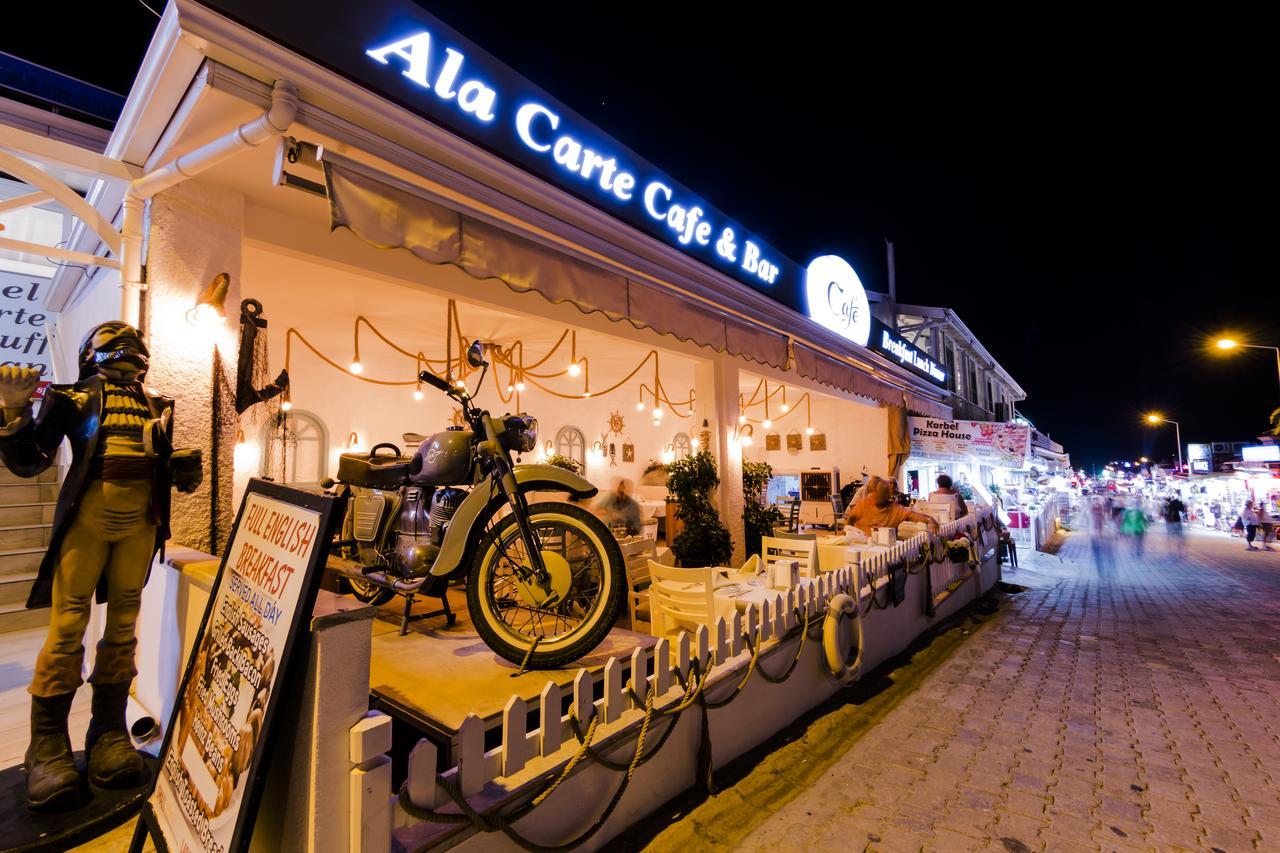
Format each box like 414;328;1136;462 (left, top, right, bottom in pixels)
1122;503;1148;557
1242;500;1260;551
1163;493;1186;556
1259;503;1275;550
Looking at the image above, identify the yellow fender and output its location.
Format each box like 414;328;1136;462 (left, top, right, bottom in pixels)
822;566;865;684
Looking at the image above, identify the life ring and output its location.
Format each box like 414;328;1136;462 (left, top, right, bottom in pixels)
822;584;864;685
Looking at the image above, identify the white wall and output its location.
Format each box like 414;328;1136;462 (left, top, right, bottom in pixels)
239;244;699;491
742;392;887;487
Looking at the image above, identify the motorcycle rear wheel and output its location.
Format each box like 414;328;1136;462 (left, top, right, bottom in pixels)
468;502;625;669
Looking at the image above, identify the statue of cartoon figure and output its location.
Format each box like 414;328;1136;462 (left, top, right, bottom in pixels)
0;322;201;810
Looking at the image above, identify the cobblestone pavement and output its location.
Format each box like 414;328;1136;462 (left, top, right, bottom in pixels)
641;523;1280;853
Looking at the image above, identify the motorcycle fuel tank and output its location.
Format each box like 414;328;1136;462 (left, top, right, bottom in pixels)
411;428;474;485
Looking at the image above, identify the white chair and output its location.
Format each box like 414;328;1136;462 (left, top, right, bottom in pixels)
619;537;658;632
762;535;819;578
647;561;719;639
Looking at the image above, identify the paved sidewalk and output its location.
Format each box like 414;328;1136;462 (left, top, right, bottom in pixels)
642;524;1280;852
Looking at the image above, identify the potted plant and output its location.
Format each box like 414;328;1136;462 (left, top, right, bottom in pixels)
544;453;583;476
743;460;783;557
665;450;732;567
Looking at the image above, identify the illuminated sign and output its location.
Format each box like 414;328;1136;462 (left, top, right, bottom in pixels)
1242;445;1280;462
199;0;942;385
804;255;870;346
364;28;782;290
875;328;947;384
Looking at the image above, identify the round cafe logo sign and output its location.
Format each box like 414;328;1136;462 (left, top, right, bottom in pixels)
805;255;870;347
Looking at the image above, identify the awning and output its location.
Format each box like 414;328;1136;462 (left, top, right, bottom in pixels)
791;342;949;417
324;157;790;369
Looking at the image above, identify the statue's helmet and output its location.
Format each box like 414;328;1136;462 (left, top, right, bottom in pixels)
78;321;150;380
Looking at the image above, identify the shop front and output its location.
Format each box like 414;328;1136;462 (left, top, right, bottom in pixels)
0;1;1008;849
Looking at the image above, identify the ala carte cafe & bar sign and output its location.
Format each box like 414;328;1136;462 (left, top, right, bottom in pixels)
198;0;945;387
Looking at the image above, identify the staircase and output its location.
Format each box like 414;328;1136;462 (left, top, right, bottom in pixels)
0;462;58;632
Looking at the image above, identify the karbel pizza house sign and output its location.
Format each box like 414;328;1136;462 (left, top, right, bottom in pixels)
909;417;1031;467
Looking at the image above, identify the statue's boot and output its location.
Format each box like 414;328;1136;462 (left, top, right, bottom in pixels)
24;691;81;811
85;680;146;789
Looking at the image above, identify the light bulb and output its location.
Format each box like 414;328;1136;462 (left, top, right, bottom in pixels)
738;414;747;424
515;381;525;392
690;436;700;449
348;360;363;375
742;435;753;447
567;361;581;377
280;400;293;412
762;419;772;430
583;391;592;398
413;388;424;401
805;426;815;435
652;407;663;419
780;403;789;413
455;379;466;388
637;401;646;411
507;383;515;393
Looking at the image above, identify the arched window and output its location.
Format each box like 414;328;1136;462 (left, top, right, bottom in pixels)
261;409;329;487
672;432;692;459
555;426;586;469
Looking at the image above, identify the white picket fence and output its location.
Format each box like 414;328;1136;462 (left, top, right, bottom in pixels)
368;505;1001;851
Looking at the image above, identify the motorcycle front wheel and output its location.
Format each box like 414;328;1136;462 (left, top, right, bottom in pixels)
346;575;396;606
468;502;625;669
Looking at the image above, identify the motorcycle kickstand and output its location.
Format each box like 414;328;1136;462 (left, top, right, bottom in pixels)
400;593;415;636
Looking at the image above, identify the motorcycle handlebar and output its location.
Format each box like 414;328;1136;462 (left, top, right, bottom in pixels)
418;370;454;393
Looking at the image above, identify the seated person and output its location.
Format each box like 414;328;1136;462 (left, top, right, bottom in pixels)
929;474;968;519
846;480;939;536
850;475;882;505
594;477;642;536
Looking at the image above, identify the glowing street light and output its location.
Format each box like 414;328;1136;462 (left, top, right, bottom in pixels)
1213;335;1280;396
1144;413;1183;474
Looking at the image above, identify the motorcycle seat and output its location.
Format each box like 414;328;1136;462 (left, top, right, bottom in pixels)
338;451;412;489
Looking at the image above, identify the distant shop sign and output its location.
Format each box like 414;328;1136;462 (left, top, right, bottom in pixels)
909;417;1030;467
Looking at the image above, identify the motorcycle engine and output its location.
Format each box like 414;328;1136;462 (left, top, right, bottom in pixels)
393;486;467;578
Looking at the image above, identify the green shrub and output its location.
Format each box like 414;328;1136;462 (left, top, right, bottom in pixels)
743;460;783;557
666;450;732;567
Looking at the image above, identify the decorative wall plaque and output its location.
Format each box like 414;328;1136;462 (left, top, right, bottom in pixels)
809;431;827;451
765;433;781;451
622;440;635;462
786;431;803;453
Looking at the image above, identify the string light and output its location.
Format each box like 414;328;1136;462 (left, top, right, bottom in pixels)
636;401;646;411
413;386;424;401
652;406;663;419
763;418;772;429
567;360;581;377
515;379;525;393
738;413;747;424
348;360;363;375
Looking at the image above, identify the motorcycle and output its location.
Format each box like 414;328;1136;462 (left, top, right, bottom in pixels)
327;341;626;669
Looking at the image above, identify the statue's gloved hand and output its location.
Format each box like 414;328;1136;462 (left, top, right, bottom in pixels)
0;366;43;410
170;448;203;493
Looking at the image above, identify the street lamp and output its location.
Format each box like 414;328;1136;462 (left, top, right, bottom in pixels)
1214;337;1280;397
1145;413;1182;474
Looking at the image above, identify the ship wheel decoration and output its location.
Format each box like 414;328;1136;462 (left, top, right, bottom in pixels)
608;410;626;436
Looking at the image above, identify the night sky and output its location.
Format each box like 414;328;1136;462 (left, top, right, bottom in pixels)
5;6;1272;472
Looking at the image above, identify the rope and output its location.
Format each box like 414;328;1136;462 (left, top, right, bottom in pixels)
394;593;837;849
510;636;543;677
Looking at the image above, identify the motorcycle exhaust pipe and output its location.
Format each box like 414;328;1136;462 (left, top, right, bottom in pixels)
360;569;428;594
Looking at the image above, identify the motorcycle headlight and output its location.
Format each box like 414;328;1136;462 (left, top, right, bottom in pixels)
501;415;538;453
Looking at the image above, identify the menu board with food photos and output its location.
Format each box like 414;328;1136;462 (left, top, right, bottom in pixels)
135;480;344;853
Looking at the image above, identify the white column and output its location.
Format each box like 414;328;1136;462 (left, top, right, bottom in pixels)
144;179;244;552
698;354;745;565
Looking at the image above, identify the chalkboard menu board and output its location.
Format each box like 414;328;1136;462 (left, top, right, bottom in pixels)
134;479;344;853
